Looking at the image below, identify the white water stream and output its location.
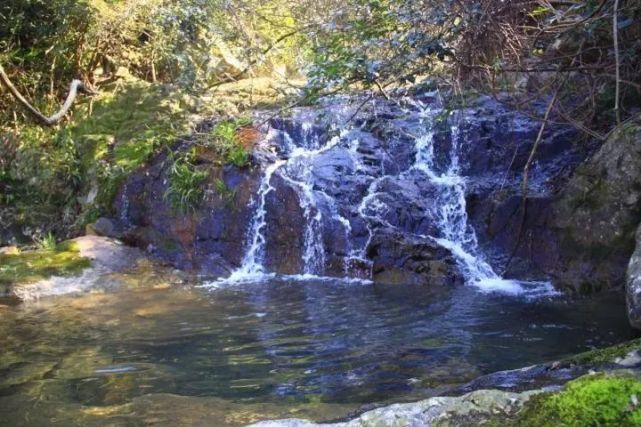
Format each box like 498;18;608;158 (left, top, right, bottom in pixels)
209;100;556;297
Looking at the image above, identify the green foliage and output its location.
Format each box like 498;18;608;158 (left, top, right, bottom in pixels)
198;118;252;167
307;0;454;93
71;80;192;219
34;232;57;251
0;242;90;286
516;374;641;427
228;146;250;168
165;155;209;213
0;77;197;238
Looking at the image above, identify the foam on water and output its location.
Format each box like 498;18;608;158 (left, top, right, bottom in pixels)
202;272;372;289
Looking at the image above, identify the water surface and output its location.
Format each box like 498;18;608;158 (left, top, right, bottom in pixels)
0;275;636;426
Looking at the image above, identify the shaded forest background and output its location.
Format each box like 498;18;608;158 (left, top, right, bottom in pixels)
1;0;640;244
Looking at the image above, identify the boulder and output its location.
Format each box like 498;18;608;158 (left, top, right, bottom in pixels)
547;118;641;292
367;228;462;286
626;223;641;329
86;217;116;238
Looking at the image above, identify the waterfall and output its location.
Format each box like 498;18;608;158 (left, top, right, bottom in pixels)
412;111;555;296
217;122;344;284
223;160;285;283
208;98;556;296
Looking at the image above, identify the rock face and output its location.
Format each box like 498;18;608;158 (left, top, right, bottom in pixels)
456;97;585;280
115;145;263;275
111;95;641;295
627;224;641;329
545;119;641;292
466;110;641;295
478;117;641;293
249;388;542;427
111;95;596;287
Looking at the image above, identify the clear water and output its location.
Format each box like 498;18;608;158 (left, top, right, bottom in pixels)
0;274;635;426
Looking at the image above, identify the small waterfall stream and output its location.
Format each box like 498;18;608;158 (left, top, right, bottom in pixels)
411;109;553;295
224;160;286;282
213;98;555;296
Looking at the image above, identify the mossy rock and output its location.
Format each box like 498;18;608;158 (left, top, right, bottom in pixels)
514;372;641;427
0;242;90;293
565;338;641;366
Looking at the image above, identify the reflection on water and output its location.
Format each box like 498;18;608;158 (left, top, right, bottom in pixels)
0;274;636;426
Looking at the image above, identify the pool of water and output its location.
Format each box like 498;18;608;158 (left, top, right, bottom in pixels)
0;274;636;426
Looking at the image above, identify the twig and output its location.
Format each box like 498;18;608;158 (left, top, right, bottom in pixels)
613;0;621;124
503;86;560;274
344;94;374;125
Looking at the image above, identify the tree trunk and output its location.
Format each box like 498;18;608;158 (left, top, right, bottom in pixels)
0;63;96;126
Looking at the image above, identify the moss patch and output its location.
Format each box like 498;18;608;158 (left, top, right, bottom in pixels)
515;373;641;427
71;79;198;223
565;338;641;365
0;243;90;288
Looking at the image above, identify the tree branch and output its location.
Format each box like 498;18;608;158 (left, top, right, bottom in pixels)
0;63;96;126
613;0;621;124
503;87;560;274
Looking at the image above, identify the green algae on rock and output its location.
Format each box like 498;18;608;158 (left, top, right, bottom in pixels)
0;242;90;292
512;372;641;427
251;371;641;427
550;119;641;293
565;337;641;366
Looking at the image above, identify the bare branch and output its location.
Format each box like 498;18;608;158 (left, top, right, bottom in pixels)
0;63;96;127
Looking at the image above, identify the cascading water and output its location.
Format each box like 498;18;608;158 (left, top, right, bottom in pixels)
216;119;346;284
411;108;555;296
223;160;285;282
211;97;555;296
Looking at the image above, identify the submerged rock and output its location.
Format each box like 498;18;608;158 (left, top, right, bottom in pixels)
250;339;641;427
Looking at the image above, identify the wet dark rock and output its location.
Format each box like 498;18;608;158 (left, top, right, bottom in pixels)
86;217;116;238
367;228;462;286
111;95;638;291
264;174;306;274
115;147;262;275
543;119;641;292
